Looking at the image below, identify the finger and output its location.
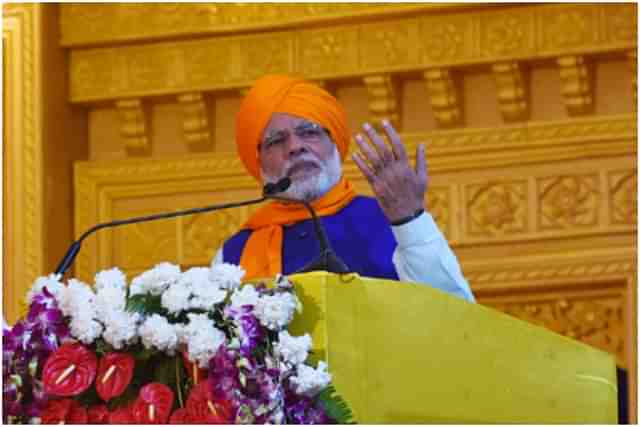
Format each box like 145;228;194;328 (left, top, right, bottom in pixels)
351;152;376;184
381;119;408;163
415;144;428;185
363;122;394;165
354;133;383;169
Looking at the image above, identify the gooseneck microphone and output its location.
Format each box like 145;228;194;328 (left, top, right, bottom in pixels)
264;180;350;275
54;178;293;277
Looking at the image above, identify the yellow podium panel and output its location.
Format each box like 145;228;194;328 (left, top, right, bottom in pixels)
287;272;617;424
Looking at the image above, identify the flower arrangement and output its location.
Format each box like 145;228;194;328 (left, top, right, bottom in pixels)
3;263;353;424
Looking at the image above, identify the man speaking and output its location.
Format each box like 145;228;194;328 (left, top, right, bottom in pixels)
213;74;474;302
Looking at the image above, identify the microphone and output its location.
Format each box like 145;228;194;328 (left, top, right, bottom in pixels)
54;178;292;277
264;179;350;275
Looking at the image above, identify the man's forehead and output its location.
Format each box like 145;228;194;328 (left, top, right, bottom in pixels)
263;113;316;134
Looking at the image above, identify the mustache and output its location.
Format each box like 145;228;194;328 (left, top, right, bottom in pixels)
283;156;322;177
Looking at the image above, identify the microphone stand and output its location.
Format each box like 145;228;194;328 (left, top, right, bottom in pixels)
54;179;293;277
265;194;350;275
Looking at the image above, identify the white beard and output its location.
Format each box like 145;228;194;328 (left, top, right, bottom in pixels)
261;146;342;202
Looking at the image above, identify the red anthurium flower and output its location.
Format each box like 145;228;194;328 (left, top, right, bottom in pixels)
181;350;208;384
186;380;234;424
42;343;97;397
87;404;109;424
95;352;135;401
41;398;88;424
169;408;192;424
131;382;174;424
108;404;134;424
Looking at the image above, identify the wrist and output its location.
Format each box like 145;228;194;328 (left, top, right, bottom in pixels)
390;208;425;226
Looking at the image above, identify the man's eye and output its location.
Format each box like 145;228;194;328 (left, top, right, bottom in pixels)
297;128;322;138
264;137;284;148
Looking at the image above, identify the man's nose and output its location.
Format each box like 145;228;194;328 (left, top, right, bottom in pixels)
287;134;307;157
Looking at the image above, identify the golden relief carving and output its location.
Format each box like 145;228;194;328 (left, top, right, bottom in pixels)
609;170;637;226
420;15;470;64
538;175;600;230
68;4;637;103
425;186;451;240
362;74;399;129
177;92;211;149
113;217;177;271
60;4;433;47
182;205;261;267
484;294;626;365
538;6;597;51
628;50;637;111
3;4;44;322
478;11;531;58
115;99;150;155
557;55;593;116
360;21;418;70
605;4;638;43
466;181;528;237
297;28;358;77
423;68;461;128
491;61;528;122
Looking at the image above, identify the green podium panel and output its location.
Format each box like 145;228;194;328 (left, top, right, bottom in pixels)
287;272;617;424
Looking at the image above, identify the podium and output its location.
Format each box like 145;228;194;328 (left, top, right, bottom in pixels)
286;272;617;423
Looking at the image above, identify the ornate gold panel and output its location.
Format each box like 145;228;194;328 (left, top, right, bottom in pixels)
68;3;637;103
2;4;44;324
60;4;449;47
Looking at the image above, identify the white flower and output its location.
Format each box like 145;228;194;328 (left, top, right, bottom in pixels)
58;279;96;318
161;283;192;314
130;262;181;296
27;274;65;303
94;267;127;292
103;310;140;349
254;292;298;330
69;311;103;345
229;284;260;309
95;286;127;323
182;313;226;368
289;361;331;397
139;314;179;355
188;268;227;310
274;274;294;290
209;263;245;290
275;331;312;366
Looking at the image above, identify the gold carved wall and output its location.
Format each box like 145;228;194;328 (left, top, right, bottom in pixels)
4;2;637;420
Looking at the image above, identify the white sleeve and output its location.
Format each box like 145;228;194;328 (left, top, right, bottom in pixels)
391;212;475;302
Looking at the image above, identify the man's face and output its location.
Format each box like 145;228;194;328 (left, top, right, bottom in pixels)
259;112;342;201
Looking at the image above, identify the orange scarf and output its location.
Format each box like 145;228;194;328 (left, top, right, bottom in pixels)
240;178;356;280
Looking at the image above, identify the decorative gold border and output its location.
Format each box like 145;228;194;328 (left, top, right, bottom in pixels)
60;3;467;47
68;3;637;102
2;4;44;323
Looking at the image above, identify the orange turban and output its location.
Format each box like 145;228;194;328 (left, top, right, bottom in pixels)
235;74;351;180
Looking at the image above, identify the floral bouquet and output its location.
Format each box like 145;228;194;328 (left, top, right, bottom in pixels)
3;262;353;424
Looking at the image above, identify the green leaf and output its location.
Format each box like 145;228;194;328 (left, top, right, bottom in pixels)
316;384;356;424
153;355;177;388
125;294;165;316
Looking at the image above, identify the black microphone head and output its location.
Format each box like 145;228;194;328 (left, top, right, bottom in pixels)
263;177;292;196
276;177;292;193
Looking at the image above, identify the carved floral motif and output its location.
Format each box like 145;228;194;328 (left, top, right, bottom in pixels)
538;7;596;50
485;295;626;365
609;170;637;225
420;17;469;63
360;23;414;69
538;175;599;229
478;13;531;57
467;181;527;236
426;187;450;238
298;29;358;76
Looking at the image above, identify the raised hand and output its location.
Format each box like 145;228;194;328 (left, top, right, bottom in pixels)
351;119;428;224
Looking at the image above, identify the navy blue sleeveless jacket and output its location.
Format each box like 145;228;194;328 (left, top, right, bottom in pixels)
223;196;399;280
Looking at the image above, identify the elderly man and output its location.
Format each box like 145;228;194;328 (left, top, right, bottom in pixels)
213;75;474;302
